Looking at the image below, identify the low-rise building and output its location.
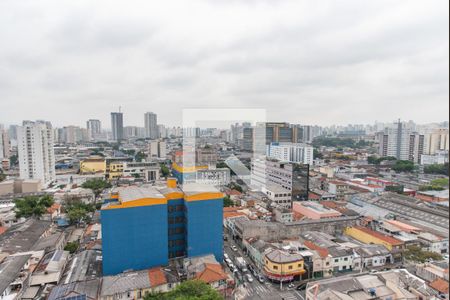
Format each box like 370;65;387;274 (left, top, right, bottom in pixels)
328;246;354;274
184;254;231;296
292;201;342;220
263;248;305;282
47;279;100;300
79;158;106;175
418;232;449;254
100;267;179;300
416;261;449;283
305;269;438;300
30;250;69;286
0;254;32;300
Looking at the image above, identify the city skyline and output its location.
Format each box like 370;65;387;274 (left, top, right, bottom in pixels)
0;1;448;127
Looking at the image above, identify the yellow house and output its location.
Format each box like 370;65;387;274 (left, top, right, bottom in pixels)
264;249;305;282
344;226;404;251
79;158;106;174
107;162;124;180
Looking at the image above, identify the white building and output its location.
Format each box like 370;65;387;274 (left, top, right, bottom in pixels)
195;168;230;186
144;112;158;139
86;119;102;141
17;121;56;185
376;121;424;163
423;128;449;155
148;140;167;159
122;161;160;182
420;150;449;165
267;142;314;165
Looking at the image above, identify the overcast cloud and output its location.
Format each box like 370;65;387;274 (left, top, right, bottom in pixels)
0;0;448;127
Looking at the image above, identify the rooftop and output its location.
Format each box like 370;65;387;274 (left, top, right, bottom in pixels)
0;254;31;294
0;219;51;254
265;248;303;263
351;226;404;246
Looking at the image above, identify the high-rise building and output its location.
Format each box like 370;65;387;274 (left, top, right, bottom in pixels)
17;121;56;185
111;112;124;141
144;112;158;139
377;121;424;163
101;181;223;275
86;119;102;141
423;128;449;155
0;129;10;159
148;140;167;159
267;142;314;165
124;126;139;139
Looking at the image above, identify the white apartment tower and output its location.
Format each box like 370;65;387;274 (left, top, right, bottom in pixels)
17;121;56;185
148;140;167;159
266;142;314;165
377;121;424;163
86;119;102;141
144;112;158;139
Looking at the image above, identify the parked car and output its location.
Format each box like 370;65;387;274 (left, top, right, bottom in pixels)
297;282;307;291
224;253;229;260
288;283;295;289
245;273;254;283
258;275;265;283
231;245;238;252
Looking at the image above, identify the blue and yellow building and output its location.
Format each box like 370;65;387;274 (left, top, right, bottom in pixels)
101;178;224;275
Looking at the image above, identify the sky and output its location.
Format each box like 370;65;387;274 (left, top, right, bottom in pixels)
0;0;448;128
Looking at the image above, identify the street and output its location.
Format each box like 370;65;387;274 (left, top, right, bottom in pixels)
223;231;306;300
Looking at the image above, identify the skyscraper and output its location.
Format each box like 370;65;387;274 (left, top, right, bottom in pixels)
17;121;56;185
111;112;124;141
377;120;424;163
86;119;102;141
0;129;10;159
144;112;158;139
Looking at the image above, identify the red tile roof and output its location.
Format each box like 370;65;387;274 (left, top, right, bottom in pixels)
304;241;329;258
308;192;320;200
223;212;245;219
148;267;167;287
196;263;227;283
353;226;404;246
0;226;6;235
429;278;449;294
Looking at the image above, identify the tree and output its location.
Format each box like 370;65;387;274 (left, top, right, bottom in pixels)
431;178;449;188
14;195;54;218
81;178;112;198
135;151;146;162
392;160;415;173
144;280;223;300
313;149;323;159
223;196;234;207
424;163;449;176
64;241;79;254
404;245;443;263
0;170;5;182
160;164;170;177
9;154;18;167
64;198;95;225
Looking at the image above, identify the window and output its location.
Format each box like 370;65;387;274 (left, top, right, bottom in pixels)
298;264;302;268
288;265;293;270
273;265;278;270
334;259;339;263
344;257;348;261
343;266;347;270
